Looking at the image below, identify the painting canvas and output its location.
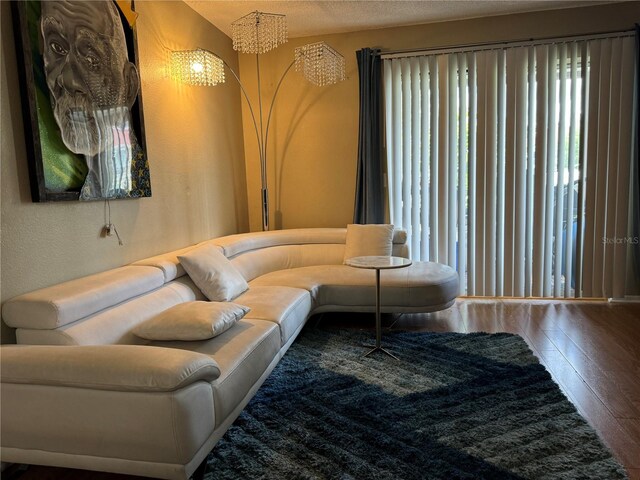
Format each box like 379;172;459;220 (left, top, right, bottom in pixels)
12;0;151;202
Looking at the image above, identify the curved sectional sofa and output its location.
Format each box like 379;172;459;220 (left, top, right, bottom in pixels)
0;228;458;480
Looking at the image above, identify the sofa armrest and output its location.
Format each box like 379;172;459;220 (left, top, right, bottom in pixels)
0;345;220;392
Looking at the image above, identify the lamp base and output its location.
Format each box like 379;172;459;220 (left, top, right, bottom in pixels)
261;187;269;231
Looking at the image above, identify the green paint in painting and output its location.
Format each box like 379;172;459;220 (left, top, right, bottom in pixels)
35;88;87;191
28;0;87;192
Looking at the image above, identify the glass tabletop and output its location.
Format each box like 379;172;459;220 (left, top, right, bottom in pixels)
345;255;413;270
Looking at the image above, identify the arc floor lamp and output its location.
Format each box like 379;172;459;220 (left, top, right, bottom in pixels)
171;11;346;231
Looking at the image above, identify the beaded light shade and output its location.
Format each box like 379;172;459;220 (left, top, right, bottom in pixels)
294;42;346;87
171;49;225;86
232;11;287;55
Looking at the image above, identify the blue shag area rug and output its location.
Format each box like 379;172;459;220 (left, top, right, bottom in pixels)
203;328;627;479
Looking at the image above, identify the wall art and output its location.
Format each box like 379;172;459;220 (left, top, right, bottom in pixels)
12;0;151;201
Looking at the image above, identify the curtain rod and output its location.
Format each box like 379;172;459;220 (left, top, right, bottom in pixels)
380;28;636;59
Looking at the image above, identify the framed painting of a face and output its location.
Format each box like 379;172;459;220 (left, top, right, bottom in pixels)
12;0;151;202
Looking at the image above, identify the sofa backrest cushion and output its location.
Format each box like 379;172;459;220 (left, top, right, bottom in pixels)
3;228;409;345
130;244;206;282
214;229;348;258
2;266;165;330
133;229;409;284
231;244;345;282
15;276;204;346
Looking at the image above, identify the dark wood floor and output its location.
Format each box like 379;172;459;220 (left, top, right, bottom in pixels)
6;299;640;480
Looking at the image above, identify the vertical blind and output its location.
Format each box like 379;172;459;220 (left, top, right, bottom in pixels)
383;35;637;298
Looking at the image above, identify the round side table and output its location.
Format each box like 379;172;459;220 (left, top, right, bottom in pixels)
345;255;412;359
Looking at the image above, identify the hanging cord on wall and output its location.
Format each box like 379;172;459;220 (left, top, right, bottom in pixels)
102;199;124;246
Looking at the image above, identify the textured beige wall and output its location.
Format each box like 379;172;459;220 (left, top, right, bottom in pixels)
239;2;640;231
0;1;248;342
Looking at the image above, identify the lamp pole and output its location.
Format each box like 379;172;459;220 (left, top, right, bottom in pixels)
212;54;292;231
221;57;295;232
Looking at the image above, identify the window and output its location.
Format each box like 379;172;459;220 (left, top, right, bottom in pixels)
384;35;637;298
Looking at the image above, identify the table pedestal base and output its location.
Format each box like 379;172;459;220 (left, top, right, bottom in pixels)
363;344;399;360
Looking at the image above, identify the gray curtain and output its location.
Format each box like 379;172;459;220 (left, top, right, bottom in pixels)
353;48;384;224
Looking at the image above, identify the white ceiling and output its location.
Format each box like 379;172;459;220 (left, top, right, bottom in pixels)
184;0;617;39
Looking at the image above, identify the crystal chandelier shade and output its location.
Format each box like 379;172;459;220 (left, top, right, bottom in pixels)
232;11;287;55
171;49;225;86
294;42;346;87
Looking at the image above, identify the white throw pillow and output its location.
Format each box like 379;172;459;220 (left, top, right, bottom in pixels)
343;224;394;262
133;301;250;341
178;244;249;301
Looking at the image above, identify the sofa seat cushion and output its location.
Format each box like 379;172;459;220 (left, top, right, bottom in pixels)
234;287;312;346
148;319;280;428
250;262;459;312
